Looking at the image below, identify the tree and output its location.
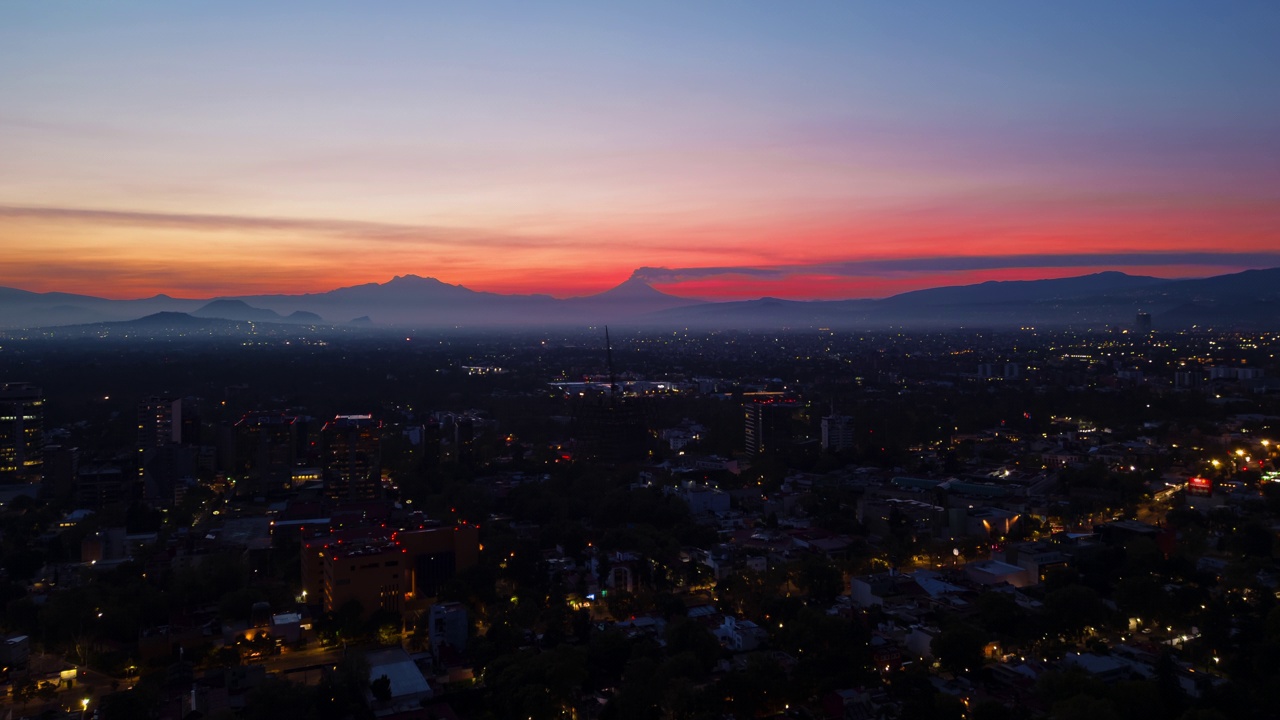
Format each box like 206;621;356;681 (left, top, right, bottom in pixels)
217;587;267;623
1230;521;1275;558
717;654;787;720
368;608;403;646
37;681;57;702
98;690;154;720
932;623;987;674
587;629;632;690
664;617;722;676
407;612;429;652
797;553;843;605
370;673;392;702
974;591;1028;640
1052;695;1121;720
1044;584;1108;640
316;598;364;645
11;677;35;707
1114;575;1165;621
972;699;1014;720
899;691;966;720
486;646;588;720
242;678;322;720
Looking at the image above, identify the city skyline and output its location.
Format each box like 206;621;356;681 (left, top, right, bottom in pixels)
3;2;1279;300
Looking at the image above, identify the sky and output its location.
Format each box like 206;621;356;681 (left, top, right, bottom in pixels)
2;1;1279;301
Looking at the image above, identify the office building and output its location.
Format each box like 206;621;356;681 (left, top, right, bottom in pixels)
322;415;382;502
232;412;304;495
744;399;795;458
302;522;480;619
1135;311;1152;334
138;396;182;450
76;465;130;507
0;383;43;483
821;414;855;453
322;542;409;617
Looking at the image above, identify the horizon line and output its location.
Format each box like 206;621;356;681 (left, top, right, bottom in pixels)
3;262;1276;304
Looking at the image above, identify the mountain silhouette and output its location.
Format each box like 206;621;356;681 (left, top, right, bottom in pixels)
2;267;1278;331
193;299;285;322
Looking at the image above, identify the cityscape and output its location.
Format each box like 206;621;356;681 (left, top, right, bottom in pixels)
4;2;1280;719
1;318;1279;719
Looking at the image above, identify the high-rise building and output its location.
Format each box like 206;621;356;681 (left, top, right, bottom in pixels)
420;417;441;472
76;464;129;507
137;396;183;496
0;383;43;483
1135;311;1152;334
744;399;795;458
322;415;382;501
454;416;476;466
821;414;855;453
232;412;303;495
42;444;80;502
138;396;182;450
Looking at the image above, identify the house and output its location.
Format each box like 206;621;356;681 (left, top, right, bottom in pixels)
850;572;927;608
823;688;879;720
429;602;468;656
964;560;1032;588
714;616;768;652
905;626;939;659
366;647;434;718
270;612;302;644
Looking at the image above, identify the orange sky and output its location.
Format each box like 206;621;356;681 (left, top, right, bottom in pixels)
2;3;1278;300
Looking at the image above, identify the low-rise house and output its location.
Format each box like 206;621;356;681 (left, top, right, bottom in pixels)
713;616;767;652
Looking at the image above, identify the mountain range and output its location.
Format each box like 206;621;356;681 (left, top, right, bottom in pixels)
3;267;1279;333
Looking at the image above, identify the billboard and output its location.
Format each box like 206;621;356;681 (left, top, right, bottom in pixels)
1187;476;1213;497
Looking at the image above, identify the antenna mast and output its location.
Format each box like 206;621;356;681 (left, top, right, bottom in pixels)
605;325;618;402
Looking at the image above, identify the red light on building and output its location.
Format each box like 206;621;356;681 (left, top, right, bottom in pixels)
1188;476;1213;496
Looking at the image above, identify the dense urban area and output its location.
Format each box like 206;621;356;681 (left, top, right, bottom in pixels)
1;322;1279;720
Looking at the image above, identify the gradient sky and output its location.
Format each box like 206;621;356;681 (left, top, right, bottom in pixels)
3;1;1279;300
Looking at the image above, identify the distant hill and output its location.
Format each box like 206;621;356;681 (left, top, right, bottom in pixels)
192;299;286;322
30;312;241;339
2;267;1278;332
190;299;326;324
650;267;1280;330
26;311;350;340
882;271;1166;307
286;310;325;324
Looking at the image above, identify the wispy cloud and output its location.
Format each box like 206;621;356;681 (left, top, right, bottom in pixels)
0;204;575;251
632;266;786;283
639;252;1280;283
